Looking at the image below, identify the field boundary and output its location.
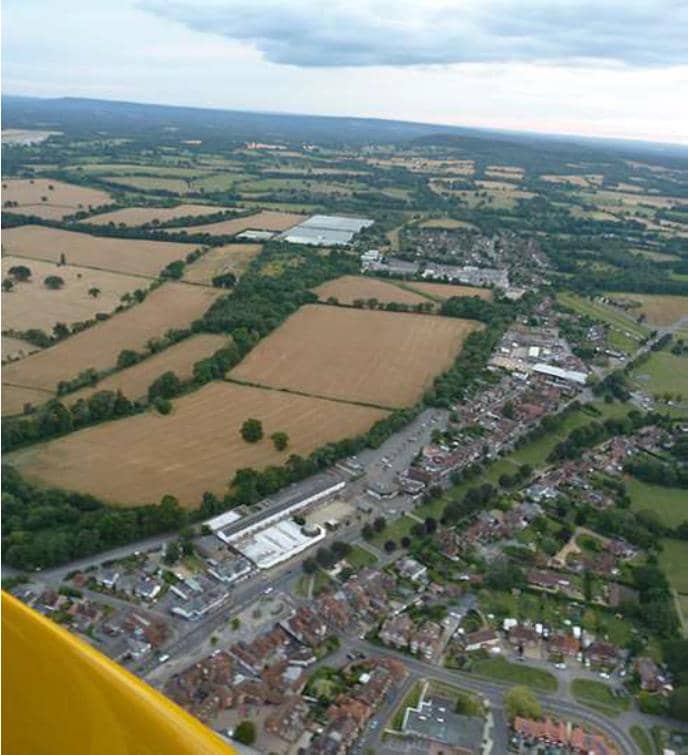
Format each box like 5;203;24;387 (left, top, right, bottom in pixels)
224;376;397;412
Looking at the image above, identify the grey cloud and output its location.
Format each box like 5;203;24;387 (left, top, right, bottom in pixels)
141;0;688;68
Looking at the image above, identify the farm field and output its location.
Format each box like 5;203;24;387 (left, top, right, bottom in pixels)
659;539;688;595
66;334;229;403
229;304;481;408
2;384;54;417
419;217;478;230
540;174;603;187
6;381;389;507
631;351;688;395
405;281;492;301
2;225;198;278
101;175;192;193
183;243;261;285
557;292;649;341
1;178;111;219
86;204;236;227
627;479;688;528
2;336;41;362
613;293;688;326
174;210;305;236
1;256;145;332
65;163;212;178
312;275;430;306
2;283;221;392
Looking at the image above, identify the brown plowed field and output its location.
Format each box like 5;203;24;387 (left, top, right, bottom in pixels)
2;283;222;392
1;178;112;219
184;244;261;285
7;382;388;507
66;334;229;403
229;304;481;408
2;225;198;278
313;275;430;306
86;204;236;227
175;210;305;236
1;257;145;332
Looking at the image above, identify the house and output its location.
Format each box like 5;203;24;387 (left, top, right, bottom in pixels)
380;613;414;649
264;696;310;743
586;641;621;670
548;633;580;659
397;557;428;582
463;629;499;652
527;569;571;592
508;625;540;649
636;657;663;692
410;622;443;661
283;605;328;647
134;579;162;602
97;569;120;589
513;717;619;755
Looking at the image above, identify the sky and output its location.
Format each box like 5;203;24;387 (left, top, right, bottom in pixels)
3;0;688;144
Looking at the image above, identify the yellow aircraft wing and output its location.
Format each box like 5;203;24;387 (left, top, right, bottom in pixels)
2;591;235;754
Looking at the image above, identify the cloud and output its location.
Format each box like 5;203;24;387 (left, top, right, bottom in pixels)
141;0;688;68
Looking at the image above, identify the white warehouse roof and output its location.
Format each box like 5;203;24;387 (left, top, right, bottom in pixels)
532;363;588;385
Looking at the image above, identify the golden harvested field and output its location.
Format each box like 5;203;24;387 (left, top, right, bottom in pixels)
86;204;236;227
1;178;112;218
540;174;604;187
485;165;524;180
2;336;41;362
313;276;430;306
175;210;305;236
2;385;53;417
419;217;478;230
230;304;481;408
405;282;493;301
7;382;389;507
67;334;229;403
2;225;198;278
2;283;222;392
612;294;688;326
1;257;145;332
184;244;261;285
580;189;682;210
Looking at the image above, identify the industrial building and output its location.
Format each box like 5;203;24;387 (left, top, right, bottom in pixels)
280;214;373;246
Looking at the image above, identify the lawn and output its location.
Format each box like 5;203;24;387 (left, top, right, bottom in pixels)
630;725;654;755
628;479;688;528
391;681;423;730
471;656;557;692
659;539;688;594
631;351;688;396
557;292;648;341
346;545;378;569
570;679;630;716
370;515;417;548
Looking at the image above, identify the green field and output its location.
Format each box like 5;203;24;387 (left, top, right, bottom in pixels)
570;679;630;716
631;351;688;396
630;725;655;755
471;656;557;692
370;514;416;547
659;539;688;594
557;292;649;348
628;480;688;528
346;544;378;569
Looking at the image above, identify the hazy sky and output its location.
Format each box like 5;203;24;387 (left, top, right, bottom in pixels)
3;0;687;143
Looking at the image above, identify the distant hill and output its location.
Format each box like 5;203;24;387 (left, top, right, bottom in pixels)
3;94;687;164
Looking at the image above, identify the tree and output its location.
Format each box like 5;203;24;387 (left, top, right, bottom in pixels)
232;721;256;746
88;287;101;298
302;558;317;575
117;349;141;369
163;541;180;565
271;431;289;451
148;371;182;401
384;539;397;553
153;397;172;415
44;275;65;290
362;523;374;540
2;278;14;292
8;264;31;281
373;516;386;533
504;686;542;721
241;418;263;443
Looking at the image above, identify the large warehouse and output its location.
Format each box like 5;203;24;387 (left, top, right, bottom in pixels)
280;214;373;246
